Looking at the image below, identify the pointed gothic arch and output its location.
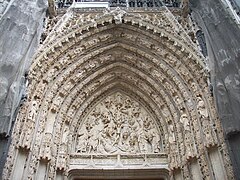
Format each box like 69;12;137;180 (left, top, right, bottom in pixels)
3;8;234;180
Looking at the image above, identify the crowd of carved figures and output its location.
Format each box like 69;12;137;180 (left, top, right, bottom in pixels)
2;8;235;180
76;93;161;154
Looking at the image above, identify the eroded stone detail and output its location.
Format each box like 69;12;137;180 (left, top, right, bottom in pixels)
2;6;234;180
76;92;161;154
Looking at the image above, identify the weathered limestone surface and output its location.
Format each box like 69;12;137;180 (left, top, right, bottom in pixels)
0;0;238;179
2;6;234;179
76;92;162;154
190;0;240;178
0;0;9;16
0;0;47;175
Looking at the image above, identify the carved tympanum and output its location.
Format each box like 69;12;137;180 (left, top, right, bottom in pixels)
76;92;162;154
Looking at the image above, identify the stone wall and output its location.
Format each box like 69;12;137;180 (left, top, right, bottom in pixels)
0;0;47;175
190;0;240;178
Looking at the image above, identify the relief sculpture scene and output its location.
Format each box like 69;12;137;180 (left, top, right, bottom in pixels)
0;1;237;178
76;92;162;154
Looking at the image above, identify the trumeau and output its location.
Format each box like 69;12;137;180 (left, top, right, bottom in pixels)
2;3;235;180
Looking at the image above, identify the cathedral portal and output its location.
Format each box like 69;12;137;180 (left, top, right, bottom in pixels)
2;6;234;180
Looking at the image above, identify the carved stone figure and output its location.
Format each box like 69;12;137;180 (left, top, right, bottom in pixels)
62;125;69;144
197;96;209;118
109;7;126;24
40;133;53;160
56;154;66;170
27;100;38;120
180;113;190;131
19;119;34;149
76;92;162;154
168;124;176;144
2;7;235;180
76;129;88;153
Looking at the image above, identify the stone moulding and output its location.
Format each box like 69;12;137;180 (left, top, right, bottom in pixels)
68;168;170;180
69;153;168;169
2;7;234;180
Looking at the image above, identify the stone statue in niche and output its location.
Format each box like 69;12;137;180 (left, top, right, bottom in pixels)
40;133;52;160
168;124;176;144
20;118;34;149
27;100;38;120
196;96;209;118
46;67;57;82
62;124;69;144
76;92;162;154
180;113;190;132
196;96;217;146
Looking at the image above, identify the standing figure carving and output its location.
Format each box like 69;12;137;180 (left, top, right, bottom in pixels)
76;92;162;154
180;113;190;132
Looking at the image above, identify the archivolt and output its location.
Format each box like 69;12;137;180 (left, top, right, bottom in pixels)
4;9;233;180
